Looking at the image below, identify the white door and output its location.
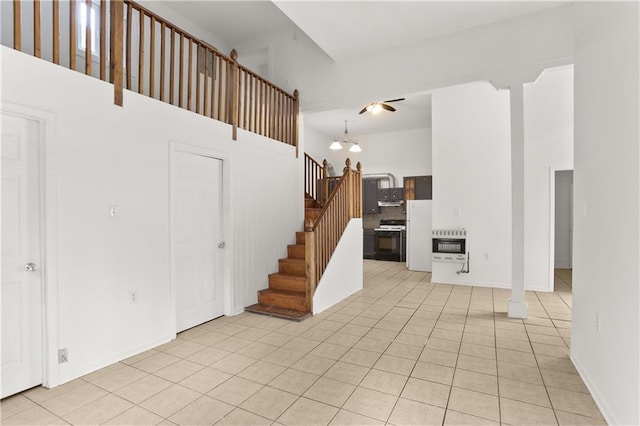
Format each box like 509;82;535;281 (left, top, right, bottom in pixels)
1;114;43;398
407;200;432;272
174;151;224;332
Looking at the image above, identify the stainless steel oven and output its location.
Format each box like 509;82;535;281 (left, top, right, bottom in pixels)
374;220;406;262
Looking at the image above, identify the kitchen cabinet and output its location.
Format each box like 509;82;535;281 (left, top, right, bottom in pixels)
363;228;375;259
390;187;404;201
363;179;380;214
378;188;390;202
404;175;432;200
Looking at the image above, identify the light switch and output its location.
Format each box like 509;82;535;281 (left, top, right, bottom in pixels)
109;205;118;217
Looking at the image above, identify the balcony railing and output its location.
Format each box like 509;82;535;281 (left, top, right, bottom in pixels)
3;0;299;151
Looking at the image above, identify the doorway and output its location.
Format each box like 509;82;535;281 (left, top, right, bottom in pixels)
171;148;226;333
1;113;44;398
553;170;573;292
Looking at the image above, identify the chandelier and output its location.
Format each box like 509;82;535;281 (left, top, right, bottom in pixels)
330;120;361;152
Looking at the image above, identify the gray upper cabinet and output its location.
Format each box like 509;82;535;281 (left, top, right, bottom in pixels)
363;179;380;214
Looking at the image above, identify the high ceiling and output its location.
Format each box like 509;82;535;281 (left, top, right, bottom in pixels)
161;1;568;136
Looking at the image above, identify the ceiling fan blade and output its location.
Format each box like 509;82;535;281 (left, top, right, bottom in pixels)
358;106;369;114
383;98;405;103
381;103;396;112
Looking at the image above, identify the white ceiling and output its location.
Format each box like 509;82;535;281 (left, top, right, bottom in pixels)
161;1;567;137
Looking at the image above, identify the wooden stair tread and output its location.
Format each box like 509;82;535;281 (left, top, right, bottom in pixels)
245;303;311;321
269;272;305;279
259;288;305;298
278;258;305;264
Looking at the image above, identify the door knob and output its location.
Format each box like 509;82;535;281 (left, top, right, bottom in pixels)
24;263;38;272
218;242;226;249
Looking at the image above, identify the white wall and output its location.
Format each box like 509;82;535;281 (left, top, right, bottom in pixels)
1;46;302;384
431;81;512;287
234;5;573;113
312;219;363;314
554;170;573;269
523;65;574;290
572;3;639;425
308;127;432;186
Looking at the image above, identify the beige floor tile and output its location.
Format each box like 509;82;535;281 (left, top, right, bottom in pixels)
62;393;133;425
462;332;496;347
269;368;320;395
216;408;272;426
40;382;109;416
533;342;570;358
178;366;232;394
237;360;287;384
343;387;398;422
258;332;294;347
132;352;181;373
2;405;63;426
1;394;37;420
456;354;497;376
464;324;495;337
340;348;381;368
185;347;231;366
459;342;496;360
188;330;229;347
384;342;423;360
210;353;256;374
425;337;461;353
168;395;233;425
303;377;356;407
453;369;498;395
21;380;86;405
103;406;164;425
373;355;415;376
139;384;200;418
555;409;607;426
499;377;551;407
496;328;530;342
84;364;148;392
339;324;372;338
263;347;307;367
526;324;560;336
235;327;272;341
394;332;428;347
281;337;322;354
500;397;558;426
536;355;579;374
540;369;589;394
547;387;602;418
154;359;205;383
121;349;159;366
447;387;500;422
291;354;337;375
310;342;351;360
329;409;384;425
496;337;534;353
498;360;544;385
240;386;297;420
325;332;361;347
302;327;335;342
235;341;278;359
435;320;465;332
163;340;208;359
360;369;408;396
410;361;454;385
497;348;539;367
350;316;379;328
419;348;458;368
208;376;263;405
387;397;445;426
353;338;391;354
315;320;348;332
278;397;339;426
400;377;450;407
444;409;500;425
528;332;568;347
216;336;254;352
113;374;173;404
431;328;464;342
323;361;370;385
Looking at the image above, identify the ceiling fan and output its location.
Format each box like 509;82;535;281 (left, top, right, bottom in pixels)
359;98;406;114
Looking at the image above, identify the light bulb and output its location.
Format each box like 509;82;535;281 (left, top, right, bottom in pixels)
371;103;383;114
329;141;343;150
349;143;362;153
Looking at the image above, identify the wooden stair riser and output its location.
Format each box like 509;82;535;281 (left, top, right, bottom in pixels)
296;232;305;245
287;244;305;259
258;289;306;311
269;273;306;292
278;259;305;276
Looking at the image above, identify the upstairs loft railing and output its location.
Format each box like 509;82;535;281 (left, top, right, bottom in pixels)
304;158;362;311
3;0;299;151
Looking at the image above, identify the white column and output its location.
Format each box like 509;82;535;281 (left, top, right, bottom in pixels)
508;82;528;318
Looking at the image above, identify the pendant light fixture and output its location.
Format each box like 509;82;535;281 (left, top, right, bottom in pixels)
330;120;361;152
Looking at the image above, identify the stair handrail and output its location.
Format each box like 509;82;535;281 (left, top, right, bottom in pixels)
303;158;362;310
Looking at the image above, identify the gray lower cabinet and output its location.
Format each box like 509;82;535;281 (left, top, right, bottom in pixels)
363;228;375;259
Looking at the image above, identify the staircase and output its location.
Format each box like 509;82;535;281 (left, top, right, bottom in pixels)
244;196;320;321
245;156;362;321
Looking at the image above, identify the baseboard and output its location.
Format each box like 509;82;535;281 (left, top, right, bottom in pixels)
570;351;618;426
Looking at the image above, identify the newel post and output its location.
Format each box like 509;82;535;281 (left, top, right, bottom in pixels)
322;159;329;203
110;0;123;106
293;89;300;158
230;49;239;140
304;218;315;312
356;161;362;217
344;158;354;218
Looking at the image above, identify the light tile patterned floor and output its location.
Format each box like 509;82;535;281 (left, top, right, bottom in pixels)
2;262;605;425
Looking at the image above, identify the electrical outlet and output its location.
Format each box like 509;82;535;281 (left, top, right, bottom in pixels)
58;348;68;363
130;291;138;304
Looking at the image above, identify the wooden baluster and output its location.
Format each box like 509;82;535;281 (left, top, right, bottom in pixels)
84;0;91;74
100;0;106;80
323;159;329;203
70;0;76;70
230;49;239;139
211;52;218;119
125;3;131;89
244;71;249;129
203;49;209;116
187;39;193;110
169;28;175;104
149;16;155;97
356;162;362;217
52;0;59;64
195;43;201;113
13;0;21;50
217;56;223;120
34;0;41;58
160;22;166;101
249;75;255;132
110;0;123;106
138;9;144;93
305;219;315;311
258;80;263;135
178;33;184;107
293;89;299;157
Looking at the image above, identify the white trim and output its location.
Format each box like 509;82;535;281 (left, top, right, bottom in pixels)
1;102;59;389
168;141;234;337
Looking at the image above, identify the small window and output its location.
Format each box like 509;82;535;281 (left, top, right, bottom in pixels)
78;1;100;55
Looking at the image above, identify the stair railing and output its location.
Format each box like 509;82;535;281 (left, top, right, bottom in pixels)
304;158;362;310
304;154;326;203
